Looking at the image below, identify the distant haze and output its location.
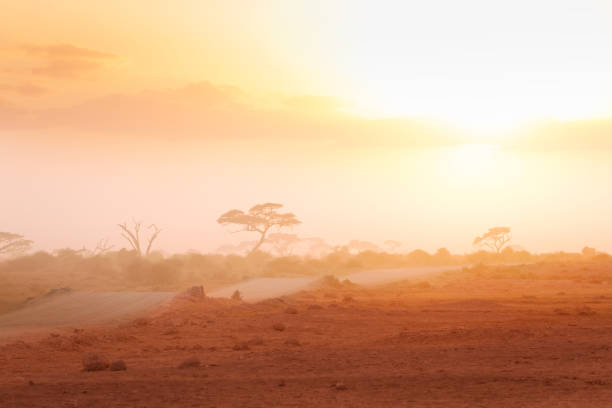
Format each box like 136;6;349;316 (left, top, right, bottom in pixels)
2;1;612;254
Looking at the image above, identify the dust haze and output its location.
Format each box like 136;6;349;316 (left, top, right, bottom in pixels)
2;1;612;407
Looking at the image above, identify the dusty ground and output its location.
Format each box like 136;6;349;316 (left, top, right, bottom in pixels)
1;266;612;407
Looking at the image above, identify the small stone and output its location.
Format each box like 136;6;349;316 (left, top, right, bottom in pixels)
110;360;127;371
82;353;109;371
334;382;347;391
272;323;286;331
284;307;298;314
178;357;201;369
278;379;286;387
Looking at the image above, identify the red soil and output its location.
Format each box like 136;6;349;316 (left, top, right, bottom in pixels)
1;273;612;407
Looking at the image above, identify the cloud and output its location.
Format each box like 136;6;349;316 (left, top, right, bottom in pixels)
31;59;102;78
16;43;116;78
1;80;610;151
20;44;116;59
0;83;48;97
0;81;450;148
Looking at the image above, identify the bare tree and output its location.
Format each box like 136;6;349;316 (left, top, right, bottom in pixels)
0;232;33;256
473;227;512;254
93;238;115;256
118;220;162;257
217;203;301;255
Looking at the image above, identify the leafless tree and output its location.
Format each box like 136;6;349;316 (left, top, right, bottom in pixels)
118;220;162;257
473;227;512;254
217;203;301;255
93;238;115;256
0;232;33;256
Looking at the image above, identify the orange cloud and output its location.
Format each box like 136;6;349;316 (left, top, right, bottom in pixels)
14;43;116;78
0;83;48;97
19;44;116;59
31;59;102;78
1;80;610;151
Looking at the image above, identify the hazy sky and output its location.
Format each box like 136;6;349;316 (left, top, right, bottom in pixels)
2;1;612;254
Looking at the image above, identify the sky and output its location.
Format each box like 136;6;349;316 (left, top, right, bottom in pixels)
1;1;612;254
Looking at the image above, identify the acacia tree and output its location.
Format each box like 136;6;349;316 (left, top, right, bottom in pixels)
473;227;512;254
118;220;162;257
217;203;301;255
0;232;33;256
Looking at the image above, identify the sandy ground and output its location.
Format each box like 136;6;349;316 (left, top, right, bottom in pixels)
0;267;457;338
0;291;175;339
1;269;612;407
209;267;456;301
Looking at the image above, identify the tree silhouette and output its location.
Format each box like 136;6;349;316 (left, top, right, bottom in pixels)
0;232;33;256
473;227;512;254
118;220;162;257
217;203;300;255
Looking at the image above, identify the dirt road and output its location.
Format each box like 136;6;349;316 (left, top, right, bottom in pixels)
0;267;457;338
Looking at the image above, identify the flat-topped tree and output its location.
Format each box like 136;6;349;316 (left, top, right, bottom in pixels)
217;203;301;255
473;227;512;254
0;232;33;256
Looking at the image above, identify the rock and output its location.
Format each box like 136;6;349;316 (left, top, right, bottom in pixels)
278;379;286;387
284;307;298;314
186;285;205;299
231;290;243;301
178;357;201;369
272;323;286;331
110;360;127;371
82;353;109;371
308;304;323;310
334;382;347;391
